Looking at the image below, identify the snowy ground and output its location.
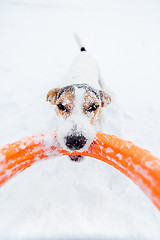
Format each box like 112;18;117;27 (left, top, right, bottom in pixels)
0;0;160;239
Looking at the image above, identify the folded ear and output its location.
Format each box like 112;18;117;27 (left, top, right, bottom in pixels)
46;88;60;105
99;90;111;107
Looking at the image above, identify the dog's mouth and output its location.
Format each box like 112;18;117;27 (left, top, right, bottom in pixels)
69;155;84;162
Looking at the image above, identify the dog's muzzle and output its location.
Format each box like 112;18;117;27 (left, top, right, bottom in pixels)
65;134;87;151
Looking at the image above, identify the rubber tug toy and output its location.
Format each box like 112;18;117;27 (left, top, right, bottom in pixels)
0;131;160;210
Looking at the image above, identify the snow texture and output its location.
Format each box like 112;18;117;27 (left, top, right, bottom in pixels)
0;0;160;239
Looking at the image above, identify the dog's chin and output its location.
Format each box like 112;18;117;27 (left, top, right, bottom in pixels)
69;155;84;162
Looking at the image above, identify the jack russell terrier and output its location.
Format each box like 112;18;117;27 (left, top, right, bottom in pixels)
47;36;111;161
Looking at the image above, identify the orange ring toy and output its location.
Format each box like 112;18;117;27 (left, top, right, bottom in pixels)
0;131;160;210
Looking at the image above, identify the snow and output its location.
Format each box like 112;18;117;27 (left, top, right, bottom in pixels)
0;0;160;239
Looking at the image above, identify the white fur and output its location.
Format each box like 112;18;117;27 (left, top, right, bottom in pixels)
62;52;101;89
59;34;101;90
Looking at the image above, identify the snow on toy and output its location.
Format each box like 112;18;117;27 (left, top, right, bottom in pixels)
0;131;160;210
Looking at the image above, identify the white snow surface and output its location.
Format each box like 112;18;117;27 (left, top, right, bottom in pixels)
0;0;160;239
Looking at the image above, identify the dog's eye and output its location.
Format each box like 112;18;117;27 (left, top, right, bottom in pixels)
87;104;99;112
57;103;68;112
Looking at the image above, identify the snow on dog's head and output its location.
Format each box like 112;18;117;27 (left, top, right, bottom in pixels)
47;84;111;152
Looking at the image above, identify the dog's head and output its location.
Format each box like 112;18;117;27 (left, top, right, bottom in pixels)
47;84;111;153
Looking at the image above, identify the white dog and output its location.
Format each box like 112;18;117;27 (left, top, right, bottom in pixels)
47;36;111;161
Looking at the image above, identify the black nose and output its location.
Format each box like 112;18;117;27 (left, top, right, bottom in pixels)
66;135;87;150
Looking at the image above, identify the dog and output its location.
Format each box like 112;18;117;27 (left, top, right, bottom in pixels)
47;35;111;161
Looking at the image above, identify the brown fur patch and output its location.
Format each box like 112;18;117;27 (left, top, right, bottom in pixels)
90;108;102;125
99;90;111;107
46;88;60;105
55;91;74;119
83;93;101;126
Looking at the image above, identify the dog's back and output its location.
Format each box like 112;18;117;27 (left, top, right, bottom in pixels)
63;34;101;89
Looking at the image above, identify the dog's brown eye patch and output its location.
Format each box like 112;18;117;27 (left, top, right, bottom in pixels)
57;103;68;112
83;92;102;126
83;93;100;112
55;90;74;118
87;104;99;112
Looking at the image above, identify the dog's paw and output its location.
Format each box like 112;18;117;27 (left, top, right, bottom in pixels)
68;155;84;162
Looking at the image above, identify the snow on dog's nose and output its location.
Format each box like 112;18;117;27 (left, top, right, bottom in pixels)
65;134;87;150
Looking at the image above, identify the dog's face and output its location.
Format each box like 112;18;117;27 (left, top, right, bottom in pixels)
47;84;111;154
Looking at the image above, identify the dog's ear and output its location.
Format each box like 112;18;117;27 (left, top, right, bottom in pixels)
99;90;111;107
46;88;60;105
